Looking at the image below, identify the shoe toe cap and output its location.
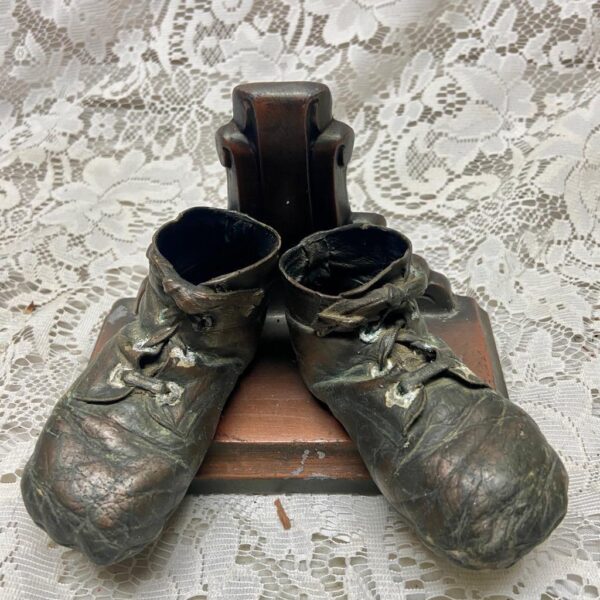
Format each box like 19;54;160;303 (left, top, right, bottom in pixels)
427;398;568;569
388;389;569;570
21;408;188;565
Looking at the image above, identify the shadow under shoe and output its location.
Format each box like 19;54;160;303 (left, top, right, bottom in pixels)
280;224;568;570
21;207;281;565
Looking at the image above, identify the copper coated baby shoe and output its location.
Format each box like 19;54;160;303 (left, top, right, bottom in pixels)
280;223;568;570
21;207;280;564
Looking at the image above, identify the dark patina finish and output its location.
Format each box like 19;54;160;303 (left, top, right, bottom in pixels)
46;81;512;495
280;223;568;569
86;279;506;494
21;207;281;565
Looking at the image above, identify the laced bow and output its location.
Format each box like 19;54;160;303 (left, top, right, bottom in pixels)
312;265;458;392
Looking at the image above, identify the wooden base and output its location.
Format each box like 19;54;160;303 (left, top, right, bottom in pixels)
91;274;506;494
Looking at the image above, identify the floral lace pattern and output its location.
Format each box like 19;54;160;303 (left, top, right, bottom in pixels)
0;0;598;597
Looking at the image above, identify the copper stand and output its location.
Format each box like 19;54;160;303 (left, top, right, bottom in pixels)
91;82;507;493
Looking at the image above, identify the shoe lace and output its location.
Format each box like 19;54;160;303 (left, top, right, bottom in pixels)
119;368;183;407
312;266;453;392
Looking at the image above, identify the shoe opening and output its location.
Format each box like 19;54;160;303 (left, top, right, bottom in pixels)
282;226;410;296
157;209;279;285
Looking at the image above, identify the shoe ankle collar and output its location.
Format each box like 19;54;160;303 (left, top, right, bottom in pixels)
148;207;281;313
279;223;413;326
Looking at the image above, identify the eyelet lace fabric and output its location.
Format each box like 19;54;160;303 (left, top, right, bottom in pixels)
0;0;598;598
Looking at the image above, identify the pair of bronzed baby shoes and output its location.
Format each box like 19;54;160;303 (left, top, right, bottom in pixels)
22;206;568;569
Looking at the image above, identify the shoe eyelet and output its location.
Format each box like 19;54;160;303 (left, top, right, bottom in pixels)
191;314;214;331
359;323;381;343
200;314;214;328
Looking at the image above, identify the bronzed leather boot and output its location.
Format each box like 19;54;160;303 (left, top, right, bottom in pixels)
21;207;281;564
280;224;568;570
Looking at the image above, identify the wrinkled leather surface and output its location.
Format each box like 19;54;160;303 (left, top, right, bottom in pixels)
280;224;568;570
21;207;280;565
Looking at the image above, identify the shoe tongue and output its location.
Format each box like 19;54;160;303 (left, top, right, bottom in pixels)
337;253;410;299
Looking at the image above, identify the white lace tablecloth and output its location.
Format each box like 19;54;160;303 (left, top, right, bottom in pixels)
1;0;599;598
